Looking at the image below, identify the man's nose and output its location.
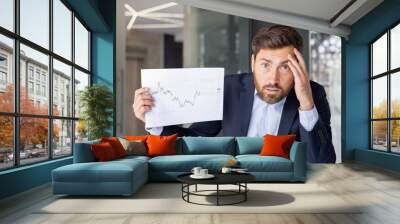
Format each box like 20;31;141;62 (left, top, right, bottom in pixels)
267;69;279;84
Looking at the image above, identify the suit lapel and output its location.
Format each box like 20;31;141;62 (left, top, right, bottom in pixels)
239;75;255;136
278;89;299;135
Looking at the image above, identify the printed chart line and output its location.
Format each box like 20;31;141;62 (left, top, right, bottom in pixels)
150;81;221;108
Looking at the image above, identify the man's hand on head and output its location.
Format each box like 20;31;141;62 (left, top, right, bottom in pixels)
287;48;314;111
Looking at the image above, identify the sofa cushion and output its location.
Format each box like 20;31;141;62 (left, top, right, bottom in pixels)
180;137;235;155
118;138;147;156
101;137;127;158
260;134;296;159
236;155;293;172
52;158;147;183
147;134;178;157
91;142;118;161
149;154;235;172
235;137;263;155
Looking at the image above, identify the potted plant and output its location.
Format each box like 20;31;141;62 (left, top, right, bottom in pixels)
79;84;114;140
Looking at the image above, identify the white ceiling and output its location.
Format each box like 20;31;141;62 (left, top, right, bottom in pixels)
124;0;384;38
125;0;184;36
225;0;353;24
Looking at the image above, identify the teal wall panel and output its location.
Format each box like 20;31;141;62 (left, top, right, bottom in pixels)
344;0;400;171
0;158;72;199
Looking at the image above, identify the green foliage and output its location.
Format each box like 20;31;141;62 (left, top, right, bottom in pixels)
79;84;114;140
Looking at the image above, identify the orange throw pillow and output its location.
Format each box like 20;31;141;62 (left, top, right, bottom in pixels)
91;142;117;161
146;134;177;157
124;135;148;141
101;137;127;158
259;134;296;159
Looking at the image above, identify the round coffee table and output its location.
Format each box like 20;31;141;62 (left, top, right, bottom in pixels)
177;172;255;206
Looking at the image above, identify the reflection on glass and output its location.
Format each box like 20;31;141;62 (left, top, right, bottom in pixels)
75;120;88;143
74;69;89;118
53;59;72;117
20;117;49;165
391;24;400;70
372;121;388;151
178;8;250;74
0;34;14;112
20;0;49;49
372;33;387;76
74;18;89;70
0;116;13;170
391;120;400;153
310;32;342;157
391;72;400;118
20;44;49;115
53;0;72;60
0;0;14;31
53;119;72;157
372;77;387;119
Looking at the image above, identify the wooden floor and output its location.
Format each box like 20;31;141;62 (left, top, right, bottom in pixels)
1;162;400;224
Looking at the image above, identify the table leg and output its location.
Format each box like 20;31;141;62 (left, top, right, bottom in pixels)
217;184;219;206
245;183;247;201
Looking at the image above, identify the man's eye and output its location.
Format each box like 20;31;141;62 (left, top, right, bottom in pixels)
262;63;269;68
282;64;290;70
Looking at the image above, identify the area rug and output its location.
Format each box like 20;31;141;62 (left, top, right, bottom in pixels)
37;183;362;214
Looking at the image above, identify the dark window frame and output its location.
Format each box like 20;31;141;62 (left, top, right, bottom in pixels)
0;0;92;171
369;20;400;154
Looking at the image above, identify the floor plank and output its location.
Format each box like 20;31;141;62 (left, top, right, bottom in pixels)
1;162;400;224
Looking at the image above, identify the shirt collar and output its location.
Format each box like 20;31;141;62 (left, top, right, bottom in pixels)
254;89;287;108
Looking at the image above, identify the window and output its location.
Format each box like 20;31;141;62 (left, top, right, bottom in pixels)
35;84;40;95
53;59;72;117
53;0;72;60
74;69;89;118
0;0;91;170
20;0;49;49
42;85;46;97
74;18;89;70
28;81;34;94
0;116;13;170
0;71;6;85
0;54;7;67
0;0;14;32
35;70;40;81
0;34;13;113
370;23;400;153
28;67;34;80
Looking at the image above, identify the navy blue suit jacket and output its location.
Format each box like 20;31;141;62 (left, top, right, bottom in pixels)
160;73;336;163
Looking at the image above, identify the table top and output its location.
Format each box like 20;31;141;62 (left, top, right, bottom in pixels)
177;172;255;185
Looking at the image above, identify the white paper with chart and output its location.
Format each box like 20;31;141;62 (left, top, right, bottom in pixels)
141;68;224;128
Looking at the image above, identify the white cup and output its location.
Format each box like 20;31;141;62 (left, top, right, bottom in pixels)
200;169;208;176
221;167;232;174
191;167;202;176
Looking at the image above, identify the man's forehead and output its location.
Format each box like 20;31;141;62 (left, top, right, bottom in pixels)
255;47;293;62
258;57;290;64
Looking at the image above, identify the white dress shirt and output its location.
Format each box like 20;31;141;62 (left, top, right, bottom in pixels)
146;89;319;136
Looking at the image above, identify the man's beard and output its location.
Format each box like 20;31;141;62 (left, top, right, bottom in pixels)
255;83;287;104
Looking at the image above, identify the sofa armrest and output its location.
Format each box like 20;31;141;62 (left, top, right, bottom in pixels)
289;141;307;181
73;139;100;163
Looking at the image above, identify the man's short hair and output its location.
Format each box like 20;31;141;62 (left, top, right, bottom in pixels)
251;25;303;58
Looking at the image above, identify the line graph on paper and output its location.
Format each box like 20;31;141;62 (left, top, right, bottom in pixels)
141;68;224;128
150;81;222;108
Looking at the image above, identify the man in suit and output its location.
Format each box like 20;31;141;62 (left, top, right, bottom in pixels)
133;25;336;163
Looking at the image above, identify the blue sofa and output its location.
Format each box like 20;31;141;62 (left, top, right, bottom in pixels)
52;137;307;196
